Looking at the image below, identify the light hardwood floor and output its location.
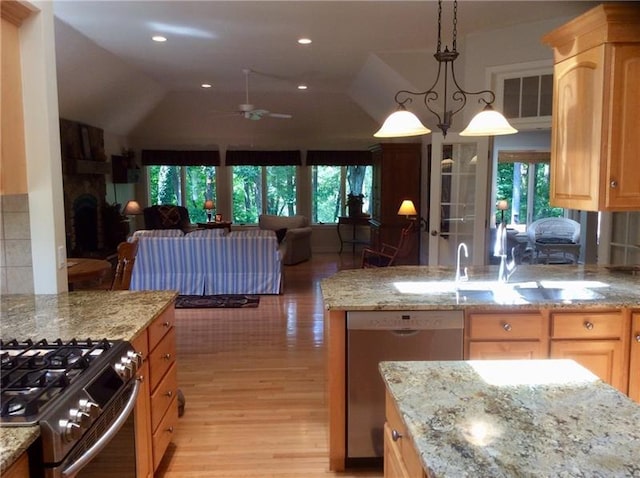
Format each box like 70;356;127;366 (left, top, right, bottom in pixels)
155;253;382;477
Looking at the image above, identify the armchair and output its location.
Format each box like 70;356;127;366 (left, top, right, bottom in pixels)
259;214;312;265
143;205;192;232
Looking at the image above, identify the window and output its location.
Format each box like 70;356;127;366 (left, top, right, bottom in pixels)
232;165;296;224
311;165;373;224
496;153;563;232
147;165;217;223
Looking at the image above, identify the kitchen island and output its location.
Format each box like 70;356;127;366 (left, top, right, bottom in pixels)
380;360;640;477
320;264;640;471
0;290;177;475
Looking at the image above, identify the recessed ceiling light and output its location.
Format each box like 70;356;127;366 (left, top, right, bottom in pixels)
201;83;212;89
152;35;167;42
297;38;312;45
297;84;308;90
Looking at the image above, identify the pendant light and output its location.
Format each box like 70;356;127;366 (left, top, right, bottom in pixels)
374;0;517;138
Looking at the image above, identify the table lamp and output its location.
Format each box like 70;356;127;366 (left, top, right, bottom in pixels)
397;199;418;218
204;199;215;222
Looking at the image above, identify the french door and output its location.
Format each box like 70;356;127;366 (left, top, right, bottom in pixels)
421;133;490;266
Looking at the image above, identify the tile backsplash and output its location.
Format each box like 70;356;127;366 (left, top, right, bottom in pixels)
0;194;34;294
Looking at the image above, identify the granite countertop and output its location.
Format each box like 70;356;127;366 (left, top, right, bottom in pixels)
321;264;640;310
380;360;640;477
0;290;177;473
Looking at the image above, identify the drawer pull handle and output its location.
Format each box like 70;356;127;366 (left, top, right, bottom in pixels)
166;426;174;433
165;390;173;398
635;334;640;343
584;321;594;330
502;323;512;332
163;321;171;328
163;353;172;360
391;429;402;442
136;375;144;383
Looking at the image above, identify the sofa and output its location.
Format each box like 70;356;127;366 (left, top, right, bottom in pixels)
129;228;283;295
258;214;312;265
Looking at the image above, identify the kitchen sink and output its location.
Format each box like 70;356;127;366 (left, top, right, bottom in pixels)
455;280;606;304
515;287;604;302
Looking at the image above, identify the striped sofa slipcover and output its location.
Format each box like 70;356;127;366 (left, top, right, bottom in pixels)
129;229;283;295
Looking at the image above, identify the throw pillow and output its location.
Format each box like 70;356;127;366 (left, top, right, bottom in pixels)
276;228;287;244
157;205;181;229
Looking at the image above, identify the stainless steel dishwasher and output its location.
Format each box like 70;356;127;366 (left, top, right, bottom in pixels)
346;309;464;464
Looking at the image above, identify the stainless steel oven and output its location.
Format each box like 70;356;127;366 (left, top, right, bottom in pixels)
0;339;142;478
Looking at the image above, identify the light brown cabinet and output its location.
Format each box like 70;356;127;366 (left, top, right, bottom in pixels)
549;311;630;393
131;304;178;474
542;4;640;211
466;311;548;360
2;451;29;478
384;390;426;478
628;312;640;402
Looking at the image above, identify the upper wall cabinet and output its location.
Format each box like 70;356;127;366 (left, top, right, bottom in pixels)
542;3;640;211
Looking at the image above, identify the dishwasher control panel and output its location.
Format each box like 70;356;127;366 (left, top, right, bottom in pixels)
346;310;463;330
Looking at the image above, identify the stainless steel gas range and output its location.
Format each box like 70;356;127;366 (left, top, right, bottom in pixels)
0;338;141;478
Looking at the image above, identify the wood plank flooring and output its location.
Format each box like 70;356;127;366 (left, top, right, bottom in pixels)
156;253;382;477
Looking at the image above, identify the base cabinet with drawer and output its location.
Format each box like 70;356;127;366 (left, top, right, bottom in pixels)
629;312;640;402
131;304;178;475
466;311;548;360
550;311;630;392
384;390;426;478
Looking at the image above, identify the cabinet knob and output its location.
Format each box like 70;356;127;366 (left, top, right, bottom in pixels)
502;323;512;332
136;375;144;383
391;429;402;442
635;334;640;343
166;426;174;433
430;230;438;237
165;390;173;398
584;321;594;330
163;353;172;360
163;321;171;328
610;179;618;189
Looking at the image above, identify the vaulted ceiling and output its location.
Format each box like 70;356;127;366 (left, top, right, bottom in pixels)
53;1;599;150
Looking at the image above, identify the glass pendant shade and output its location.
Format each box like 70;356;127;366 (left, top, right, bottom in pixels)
397;199;418;216
460;104;518;136
374;108;431;138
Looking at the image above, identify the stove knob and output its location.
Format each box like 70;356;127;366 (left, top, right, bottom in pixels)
127;350;143;368
115;358;134;380
69;409;91;428
59;419;82;442
78;399;100;418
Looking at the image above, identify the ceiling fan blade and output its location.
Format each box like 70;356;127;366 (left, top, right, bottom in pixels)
268;113;293;119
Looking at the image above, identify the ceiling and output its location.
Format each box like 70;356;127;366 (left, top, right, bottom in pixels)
52;1;600;150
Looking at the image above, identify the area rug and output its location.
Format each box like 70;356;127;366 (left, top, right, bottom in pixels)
175;294;260;309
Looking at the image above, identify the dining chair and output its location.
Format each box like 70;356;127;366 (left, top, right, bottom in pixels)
110;240;139;290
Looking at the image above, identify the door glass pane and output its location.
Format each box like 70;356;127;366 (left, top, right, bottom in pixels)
266;165;296;216
147;165;182;205
232;165;262;224
532;163;563;220
185;166;216;223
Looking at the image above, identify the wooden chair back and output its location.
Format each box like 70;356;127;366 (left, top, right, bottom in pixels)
110;240;139;290
361;222;416;268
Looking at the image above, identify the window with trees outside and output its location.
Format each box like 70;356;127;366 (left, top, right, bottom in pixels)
232;165;296;224
496;156;563;231
148;165;217;224
311;165;372;224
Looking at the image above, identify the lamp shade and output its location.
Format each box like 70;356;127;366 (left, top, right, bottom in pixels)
397;199;418;216
374;107;431;138
122;200;143;215
460;104;518;136
203;199;215;210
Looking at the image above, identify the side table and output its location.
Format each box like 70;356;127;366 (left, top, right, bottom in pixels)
196;221;232;232
337;216;371;254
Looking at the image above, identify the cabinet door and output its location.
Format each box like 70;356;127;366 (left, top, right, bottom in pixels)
384;422;410;478
550;340;626;391
629;313;640;403
606;45;640;209
549;46;604;210
469;341;546;360
131;333;153;478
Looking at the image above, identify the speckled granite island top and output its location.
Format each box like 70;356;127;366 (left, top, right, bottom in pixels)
321;265;640;310
380;360;640;478
0;290;177;473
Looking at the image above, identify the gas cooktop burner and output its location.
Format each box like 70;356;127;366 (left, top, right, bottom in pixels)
0;338;114;422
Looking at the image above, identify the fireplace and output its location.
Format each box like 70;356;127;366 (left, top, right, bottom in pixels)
73;194;99;253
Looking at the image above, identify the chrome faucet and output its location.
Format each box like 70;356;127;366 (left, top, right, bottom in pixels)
455;243;469;283
494;221;517;283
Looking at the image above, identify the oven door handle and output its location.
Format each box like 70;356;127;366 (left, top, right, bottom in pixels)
61;378;141;478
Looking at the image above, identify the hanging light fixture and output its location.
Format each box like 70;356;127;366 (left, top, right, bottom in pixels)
374;0;517;138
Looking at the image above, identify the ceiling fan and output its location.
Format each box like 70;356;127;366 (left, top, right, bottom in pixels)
236;68;292;121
